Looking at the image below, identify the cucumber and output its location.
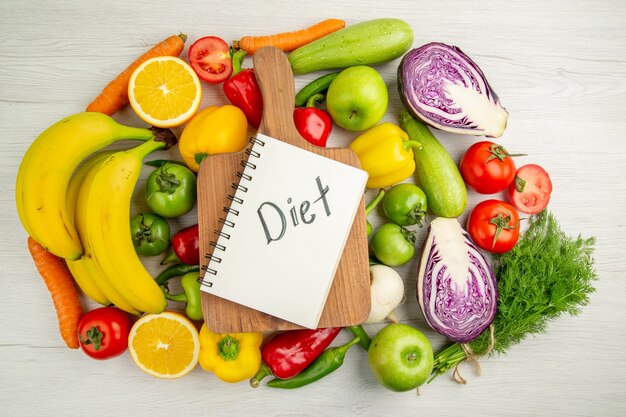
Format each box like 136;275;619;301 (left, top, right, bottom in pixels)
288;18;414;74
399;109;467;218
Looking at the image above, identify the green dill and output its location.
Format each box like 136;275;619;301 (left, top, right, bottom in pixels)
429;210;598;382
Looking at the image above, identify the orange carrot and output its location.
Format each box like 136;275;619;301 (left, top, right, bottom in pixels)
27;237;83;349
86;33;187;115
233;19;345;55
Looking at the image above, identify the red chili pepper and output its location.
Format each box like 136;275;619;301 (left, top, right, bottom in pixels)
249;327;341;387
222;50;263;129
293;93;332;147
161;224;199;265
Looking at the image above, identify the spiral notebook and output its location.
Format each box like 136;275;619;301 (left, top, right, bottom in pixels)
199;133;368;329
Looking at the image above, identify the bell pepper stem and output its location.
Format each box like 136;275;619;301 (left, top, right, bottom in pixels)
250;362;273;388
160;248;181;265
403;139;422;152
231;50;246;77
218;335;241;361
162;287;188;303
305;93;325;108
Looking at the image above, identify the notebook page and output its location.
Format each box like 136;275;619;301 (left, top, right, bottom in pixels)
201;133;368;328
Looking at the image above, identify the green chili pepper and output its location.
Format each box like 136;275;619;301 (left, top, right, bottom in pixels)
155;263;199;285
294;72;340;107
144;159;188;168
365;189;386;237
266;336;360;389
156;265;203;321
346;325;371;351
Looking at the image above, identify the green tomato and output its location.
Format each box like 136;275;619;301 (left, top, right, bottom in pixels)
130;212;170;256
370;223;415;266
382;183;427;227
145;163;197;218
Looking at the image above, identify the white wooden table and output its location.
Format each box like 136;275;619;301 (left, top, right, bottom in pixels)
2;1;625;416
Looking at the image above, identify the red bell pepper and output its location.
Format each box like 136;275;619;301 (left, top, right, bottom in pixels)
249;327;341;387
293;94;332;147
161;224;199;265
222;50;263;129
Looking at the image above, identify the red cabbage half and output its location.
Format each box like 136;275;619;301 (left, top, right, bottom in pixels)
398;42;508;138
417;217;497;343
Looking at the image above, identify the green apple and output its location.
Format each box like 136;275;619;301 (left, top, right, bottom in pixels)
326;66;388;132
368;323;434;392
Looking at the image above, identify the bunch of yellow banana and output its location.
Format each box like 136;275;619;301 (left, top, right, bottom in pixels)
16;112;176;314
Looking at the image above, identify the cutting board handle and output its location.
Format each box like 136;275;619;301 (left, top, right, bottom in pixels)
253;46;307;147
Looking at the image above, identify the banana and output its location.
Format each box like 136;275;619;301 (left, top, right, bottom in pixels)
15;112;170;260
84;138;169;314
68;151;141;315
65;152;113;307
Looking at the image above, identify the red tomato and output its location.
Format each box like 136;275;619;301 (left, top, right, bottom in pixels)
467;199;521;254
459;141;522;194
188;36;233;84
77;307;131;360
507;164;552;214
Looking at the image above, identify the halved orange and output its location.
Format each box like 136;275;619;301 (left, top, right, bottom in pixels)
128;56;202;128
128;311;200;379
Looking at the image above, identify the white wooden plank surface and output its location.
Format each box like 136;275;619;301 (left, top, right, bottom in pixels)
1;0;625;416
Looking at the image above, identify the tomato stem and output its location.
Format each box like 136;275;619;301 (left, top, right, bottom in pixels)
485;144;526;163
156;166;181;194
489;208;520;249
79;326;104;351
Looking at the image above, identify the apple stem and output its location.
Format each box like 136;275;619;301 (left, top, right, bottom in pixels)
348;110;356;120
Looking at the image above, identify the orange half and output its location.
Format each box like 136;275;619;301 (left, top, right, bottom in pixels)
128;311;200;379
128;56;202;128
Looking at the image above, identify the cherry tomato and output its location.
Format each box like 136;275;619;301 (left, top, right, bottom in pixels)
188;36;232;84
459;141;523;194
507;164;552;214
77;307;131;360
467;199;520;254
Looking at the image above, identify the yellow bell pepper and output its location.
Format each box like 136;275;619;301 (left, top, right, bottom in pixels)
348;122;421;189
198;324;263;383
179;104;248;172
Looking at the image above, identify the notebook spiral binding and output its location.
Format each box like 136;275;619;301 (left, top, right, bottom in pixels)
199;136;266;288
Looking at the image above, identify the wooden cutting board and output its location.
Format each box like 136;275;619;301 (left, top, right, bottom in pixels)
197;46;370;333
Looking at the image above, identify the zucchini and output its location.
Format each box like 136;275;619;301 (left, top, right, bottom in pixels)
288;18;414;75
399;109;467;218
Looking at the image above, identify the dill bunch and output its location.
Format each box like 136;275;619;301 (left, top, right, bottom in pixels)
430;210;597;382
